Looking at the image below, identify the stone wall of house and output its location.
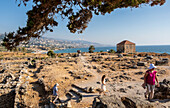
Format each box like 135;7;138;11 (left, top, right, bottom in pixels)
117;44;124;53
117;44;135;53
124;44;135;53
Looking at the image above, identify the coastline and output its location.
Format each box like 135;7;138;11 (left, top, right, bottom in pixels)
54;45;170;54
32;45;170;54
32;50;48;54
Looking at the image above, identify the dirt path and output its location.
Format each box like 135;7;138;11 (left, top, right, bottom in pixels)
77;55;101;87
73;55;101;104
57;55;102;107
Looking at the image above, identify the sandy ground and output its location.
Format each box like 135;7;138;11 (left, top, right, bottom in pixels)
66;55;170;107
0;52;169;108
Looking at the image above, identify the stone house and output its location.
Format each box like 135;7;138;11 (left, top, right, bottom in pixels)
117;40;136;53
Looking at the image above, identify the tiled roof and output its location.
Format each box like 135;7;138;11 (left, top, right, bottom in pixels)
117;40;135;45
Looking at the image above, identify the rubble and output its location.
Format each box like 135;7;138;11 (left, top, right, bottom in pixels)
155;58;169;66
137;62;147;66
154;79;170;99
92;95;164;108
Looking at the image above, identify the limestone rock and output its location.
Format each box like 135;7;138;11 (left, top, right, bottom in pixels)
155;58;169;66
118;54;123;58
154;79;170;99
137;62;147;66
92;95;125;108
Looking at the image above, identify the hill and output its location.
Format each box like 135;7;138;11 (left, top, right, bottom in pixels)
0;33;108;51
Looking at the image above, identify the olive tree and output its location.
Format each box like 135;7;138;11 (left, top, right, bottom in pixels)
2;0;165;50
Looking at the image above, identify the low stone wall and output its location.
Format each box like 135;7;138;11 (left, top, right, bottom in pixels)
0;90;15;108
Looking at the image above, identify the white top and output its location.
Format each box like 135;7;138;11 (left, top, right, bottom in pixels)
103;78;106;85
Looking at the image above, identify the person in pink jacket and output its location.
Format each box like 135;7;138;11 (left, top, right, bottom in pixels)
142;64;160;100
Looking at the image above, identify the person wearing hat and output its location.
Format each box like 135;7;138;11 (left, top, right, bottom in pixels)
52;83;60;104
142;64;160;100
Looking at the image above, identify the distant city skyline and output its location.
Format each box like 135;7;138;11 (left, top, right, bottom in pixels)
0;1;170;46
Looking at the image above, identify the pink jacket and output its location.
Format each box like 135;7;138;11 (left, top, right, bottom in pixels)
146;71;157;85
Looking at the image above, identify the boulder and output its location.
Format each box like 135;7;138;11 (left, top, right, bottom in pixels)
0;69;5;73
126;61;131;64
92;95;125;108
86;87;95;93
93;66;97;69
68;71;73;74
133;55;138;58
158;70;166;74
154;79;170;99
92;58;98;62
130;65;138;69
92;96;163;108
119;88;127;93
146;56;153;59
135;71;143;75
121;97;158;108
105;78;110;82
155;58;169;66
102;65;107;68
97;69;102;73
96;82;100;84
119;75;131;81
137;62;147;66
118;54;123;58
77;75;84;79
110;67;116;71
88;66;91;69
65;77;69;79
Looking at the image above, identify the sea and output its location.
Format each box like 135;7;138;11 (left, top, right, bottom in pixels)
54;45;170;54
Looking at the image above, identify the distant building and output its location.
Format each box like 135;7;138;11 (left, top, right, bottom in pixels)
117;40;136;53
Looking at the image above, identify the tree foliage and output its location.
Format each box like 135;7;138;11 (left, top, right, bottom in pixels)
89;45;95;53
2;0;165;50
47;50;56;58
108;49;115;53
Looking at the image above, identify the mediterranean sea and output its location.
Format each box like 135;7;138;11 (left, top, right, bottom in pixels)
54;45;170;54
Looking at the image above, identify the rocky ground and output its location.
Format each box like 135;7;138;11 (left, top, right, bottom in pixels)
0;52;169;108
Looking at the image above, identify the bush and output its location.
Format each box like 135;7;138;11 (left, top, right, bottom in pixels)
58;54;61;58
89;45;95;53
47;50;56;58
108;49;115;53
31;59;36;64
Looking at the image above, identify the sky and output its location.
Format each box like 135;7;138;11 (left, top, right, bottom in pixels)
0;0;170;46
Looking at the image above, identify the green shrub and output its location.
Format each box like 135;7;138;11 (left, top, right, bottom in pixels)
89;45;95;53
58;54;61;58
108;49;115;53
47;50;56;58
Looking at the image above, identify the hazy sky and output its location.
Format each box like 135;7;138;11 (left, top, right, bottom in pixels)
0;1;170;46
